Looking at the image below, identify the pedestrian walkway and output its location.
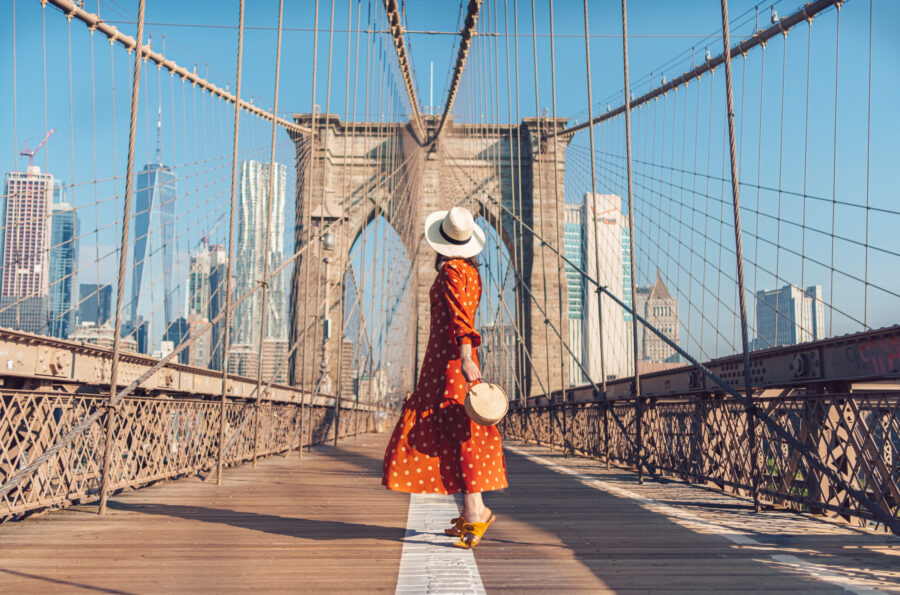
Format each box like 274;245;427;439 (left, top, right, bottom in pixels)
0;432;897;593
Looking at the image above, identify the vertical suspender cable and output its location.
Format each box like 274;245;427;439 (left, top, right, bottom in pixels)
319;0;344;446
252;0;285;467
828;6;841;335
216;0;246;485
864;0;872;327
98;0;147;515
503;0;524;408
11;0;17;169
619;0;644;482
529;0;553;446
581;0;610;465
512;0;530;414
546;0;569;450
800;24;812;308
299;0;321;457
340;0;360;438
718;0;759;510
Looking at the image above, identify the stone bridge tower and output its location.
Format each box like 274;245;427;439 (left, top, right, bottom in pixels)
289;114;571;400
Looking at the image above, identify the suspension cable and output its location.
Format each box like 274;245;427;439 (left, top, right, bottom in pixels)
97;0;147;516
549;0;842;140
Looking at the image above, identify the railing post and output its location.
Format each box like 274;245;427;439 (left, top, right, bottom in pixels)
595;289;609;467
97;0;146;515
719;0;760;511
604;401;611;470
216;0;246;485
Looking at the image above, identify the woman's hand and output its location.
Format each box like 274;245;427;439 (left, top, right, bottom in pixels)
461;357;481;383
459;341;482;383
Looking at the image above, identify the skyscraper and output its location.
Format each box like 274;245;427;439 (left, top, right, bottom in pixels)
563;204;586;385
188;244;211;318
582;193;633;380
48;183;79;339
232;160;287;375
78;283;112;327
755;284;824;349
130;108;177;354
185;313;210;368
0;167;54;333
163;316;189;364
207;244;229;370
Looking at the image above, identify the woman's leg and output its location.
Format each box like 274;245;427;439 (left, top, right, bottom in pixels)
462;492;492;523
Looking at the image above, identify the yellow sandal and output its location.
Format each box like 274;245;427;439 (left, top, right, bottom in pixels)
444;516;468;537
453;515;495;549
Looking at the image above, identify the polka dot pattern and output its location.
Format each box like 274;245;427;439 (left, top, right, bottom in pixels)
382;259;508;495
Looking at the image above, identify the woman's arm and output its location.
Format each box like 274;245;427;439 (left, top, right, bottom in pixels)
460;340;482;383
442;263;482;348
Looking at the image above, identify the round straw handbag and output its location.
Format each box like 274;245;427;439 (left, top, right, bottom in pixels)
464;382;509;426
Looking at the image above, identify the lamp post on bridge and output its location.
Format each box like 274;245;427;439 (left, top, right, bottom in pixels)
317;232;336;395
315;231;343;445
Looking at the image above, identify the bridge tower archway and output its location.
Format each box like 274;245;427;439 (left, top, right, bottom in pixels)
289;114;572;400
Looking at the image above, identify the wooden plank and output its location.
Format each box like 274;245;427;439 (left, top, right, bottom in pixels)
0;434;898;593
478;443;900;593
0;433;407;593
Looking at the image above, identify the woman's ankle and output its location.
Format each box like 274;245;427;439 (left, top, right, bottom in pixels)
463;505;491;523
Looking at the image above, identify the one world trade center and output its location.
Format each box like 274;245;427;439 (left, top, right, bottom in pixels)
130;107;177;354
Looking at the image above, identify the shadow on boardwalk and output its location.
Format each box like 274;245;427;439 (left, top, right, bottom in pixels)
108;500;399;543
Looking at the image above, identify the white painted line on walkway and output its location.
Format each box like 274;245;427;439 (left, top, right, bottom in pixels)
507;445;888;595
395;493;486;595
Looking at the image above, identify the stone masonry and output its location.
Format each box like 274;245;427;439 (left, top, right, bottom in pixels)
289;114;571;400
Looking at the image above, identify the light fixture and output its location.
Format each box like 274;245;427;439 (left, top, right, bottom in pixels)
322;232;336;252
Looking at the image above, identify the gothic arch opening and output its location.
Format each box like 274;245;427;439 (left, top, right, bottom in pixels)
473;215;518;401
344;214;416;409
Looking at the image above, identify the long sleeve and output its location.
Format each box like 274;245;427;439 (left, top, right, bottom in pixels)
441;261;481;348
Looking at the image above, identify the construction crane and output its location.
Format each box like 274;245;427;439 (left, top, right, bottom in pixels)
19;129;56;171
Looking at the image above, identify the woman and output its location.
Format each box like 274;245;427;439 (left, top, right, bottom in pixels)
382;206;508;549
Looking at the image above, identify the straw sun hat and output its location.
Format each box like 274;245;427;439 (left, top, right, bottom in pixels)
424;206;486;259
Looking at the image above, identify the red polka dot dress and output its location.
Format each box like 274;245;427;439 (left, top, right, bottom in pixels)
382;259;508;494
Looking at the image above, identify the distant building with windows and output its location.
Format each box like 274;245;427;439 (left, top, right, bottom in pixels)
70;321;138;352
583;193;633;380
0;167;55;334
188;246;211;318
563;204;585;386
634;271;680;363
163;317;190;364
755;284;824;349
234;160;287;346
48;183;79;339
78;283;112;327
130;111;177;354
207;244;229;371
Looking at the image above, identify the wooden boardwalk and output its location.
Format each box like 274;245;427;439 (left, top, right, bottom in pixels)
1;432;898;593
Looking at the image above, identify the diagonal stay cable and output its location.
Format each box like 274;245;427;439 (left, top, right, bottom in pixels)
549;0;842;139
443;152;899;534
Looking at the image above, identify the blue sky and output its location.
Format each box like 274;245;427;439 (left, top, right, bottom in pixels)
2;0;897;363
